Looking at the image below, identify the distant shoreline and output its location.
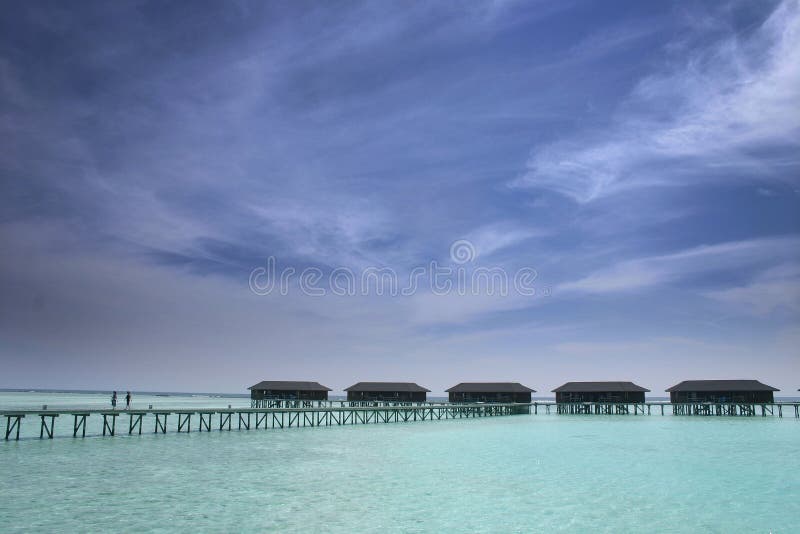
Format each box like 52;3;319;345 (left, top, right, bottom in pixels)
0;388;250;398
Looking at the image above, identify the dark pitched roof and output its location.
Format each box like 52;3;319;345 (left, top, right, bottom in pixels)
445;382;535;393
344;382;430;392
552;381;650;393
248;381;331;391
665;380;779;392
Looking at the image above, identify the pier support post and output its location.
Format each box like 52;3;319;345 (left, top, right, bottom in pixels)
154;413;168;433
219;412;231;431
102;413;118;436
198;412;213;432
177;413;192;433
39;414;58;439
239;412;250;430
72;414;88;437
129;413;143;435
5;414;23;440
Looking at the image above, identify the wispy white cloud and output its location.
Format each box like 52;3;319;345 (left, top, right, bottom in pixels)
246;196;393;268
566;22;656;62
757;187;777;197
0;1;576;275
464;221;544;258
408;291;535;326
705;263;800;315
514;0;800;203
558;236;800;294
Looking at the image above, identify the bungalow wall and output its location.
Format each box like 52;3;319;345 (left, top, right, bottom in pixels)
346;391;427;402
250;389;328;401
555;391;646;403
669;390;774;403
448;392;531;403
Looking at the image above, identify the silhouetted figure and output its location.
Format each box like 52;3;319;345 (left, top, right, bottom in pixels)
125;391;131;410
111;391;117;409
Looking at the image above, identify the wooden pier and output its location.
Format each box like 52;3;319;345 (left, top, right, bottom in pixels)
3;401;799;441
2;402;528;441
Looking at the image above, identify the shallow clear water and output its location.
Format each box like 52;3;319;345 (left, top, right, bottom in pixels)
1;393;798;532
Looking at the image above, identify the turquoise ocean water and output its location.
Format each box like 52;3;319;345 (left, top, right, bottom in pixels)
1;391;798;532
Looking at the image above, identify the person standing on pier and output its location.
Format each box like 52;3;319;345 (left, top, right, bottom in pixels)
111;391;117;410
125;391;131;410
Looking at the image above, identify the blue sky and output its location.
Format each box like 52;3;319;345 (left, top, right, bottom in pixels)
1;0;798;395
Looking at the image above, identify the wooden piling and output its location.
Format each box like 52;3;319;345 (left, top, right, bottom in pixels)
129;412;144;435
39;413;58;439
71;413;88;438
198;412;214;432
177;413;191;433
102;413;118;436
153;412;168;433
5;414;24;441
237;412;248;430
219;412;232;431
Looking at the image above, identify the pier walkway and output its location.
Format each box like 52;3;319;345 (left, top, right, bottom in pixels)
3;401;798;441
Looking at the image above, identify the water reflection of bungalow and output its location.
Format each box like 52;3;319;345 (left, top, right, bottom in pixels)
553;382;649;403
446;383;534;403
249;381;331;402
344;382;429;402
665;380;778;403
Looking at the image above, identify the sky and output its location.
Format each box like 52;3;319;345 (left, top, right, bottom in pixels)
1;0;798;396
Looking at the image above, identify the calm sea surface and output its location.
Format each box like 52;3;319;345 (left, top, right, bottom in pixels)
1;392;798;532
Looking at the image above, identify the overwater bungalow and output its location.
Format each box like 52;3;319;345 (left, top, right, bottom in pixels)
248;381;331;401
552;382;649;403
344;382;429;402
665;380;778;403
445;382;535;403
